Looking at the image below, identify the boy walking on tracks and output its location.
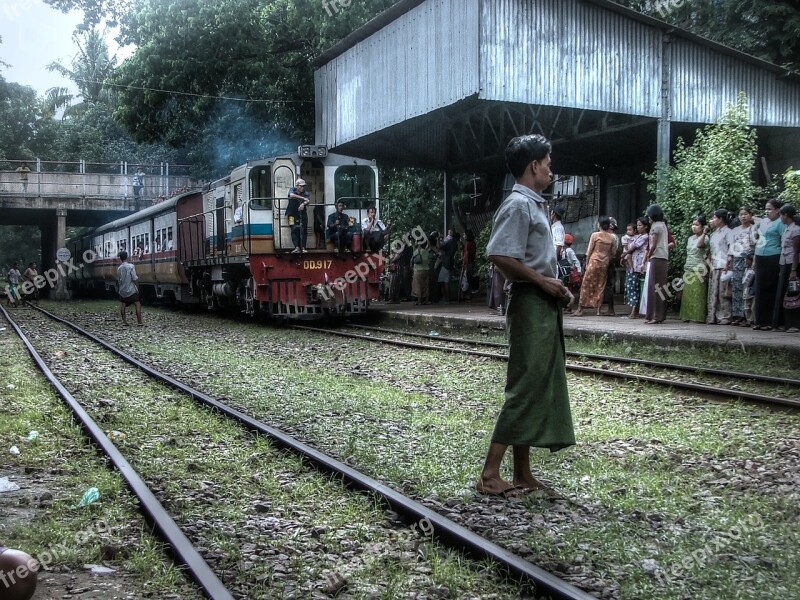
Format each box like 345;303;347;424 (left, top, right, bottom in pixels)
477;134;575;497
117;251;143;326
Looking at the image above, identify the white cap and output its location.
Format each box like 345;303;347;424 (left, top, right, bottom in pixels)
295;178;306;186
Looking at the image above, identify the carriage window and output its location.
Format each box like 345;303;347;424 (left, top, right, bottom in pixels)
334;166;375;209
249;167;272;209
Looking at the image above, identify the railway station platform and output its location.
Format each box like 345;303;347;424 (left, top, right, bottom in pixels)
367;298;800;358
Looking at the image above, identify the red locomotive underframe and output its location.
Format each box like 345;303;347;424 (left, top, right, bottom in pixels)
249;252;384;306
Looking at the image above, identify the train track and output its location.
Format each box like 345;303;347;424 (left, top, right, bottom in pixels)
3;303;595;600
291;324;800;409
2;305;233;600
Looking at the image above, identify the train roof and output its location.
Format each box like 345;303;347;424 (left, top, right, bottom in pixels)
92;189;202;235
205;151;377;189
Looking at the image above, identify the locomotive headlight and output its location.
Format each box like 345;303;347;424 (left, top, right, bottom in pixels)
298;145;328;158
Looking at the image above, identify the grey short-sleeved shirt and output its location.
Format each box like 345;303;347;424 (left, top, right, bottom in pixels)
649;220;670;260
486;183;557;279
117;262;138;297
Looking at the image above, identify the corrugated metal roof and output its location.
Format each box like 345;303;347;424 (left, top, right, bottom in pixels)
670;38;800;127
480;0;663;118
314;0;800;169
318;0;799;82
315;0;481;149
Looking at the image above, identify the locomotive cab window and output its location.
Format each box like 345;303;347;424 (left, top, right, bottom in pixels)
334;166;375;209
249;167;272;209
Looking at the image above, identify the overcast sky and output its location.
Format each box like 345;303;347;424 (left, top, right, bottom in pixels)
0;0;129;96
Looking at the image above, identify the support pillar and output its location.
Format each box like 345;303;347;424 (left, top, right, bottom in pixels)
38;219;55;300
656;32;673;201
54;208;71;300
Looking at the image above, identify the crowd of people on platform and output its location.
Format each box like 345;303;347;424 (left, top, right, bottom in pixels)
549;200;800;332
383;227;479;305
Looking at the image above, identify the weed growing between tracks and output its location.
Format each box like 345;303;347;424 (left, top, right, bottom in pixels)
0;325;201;597
41;301;800;600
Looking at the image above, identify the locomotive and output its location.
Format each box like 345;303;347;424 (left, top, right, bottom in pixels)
67;147;385;318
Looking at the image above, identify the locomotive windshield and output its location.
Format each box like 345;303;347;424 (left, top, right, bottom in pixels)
249;167;272;209
334;166;375;209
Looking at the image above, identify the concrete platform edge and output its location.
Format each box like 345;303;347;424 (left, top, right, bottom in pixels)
369;309;800;359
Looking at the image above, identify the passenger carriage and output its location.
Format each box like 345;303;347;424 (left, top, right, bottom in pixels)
68;191;203;302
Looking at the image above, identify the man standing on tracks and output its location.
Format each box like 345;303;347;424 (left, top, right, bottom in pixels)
477;134;575;497
117;251;143;326
5;263;22;307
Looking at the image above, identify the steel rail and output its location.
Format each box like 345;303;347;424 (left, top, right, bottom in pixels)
1;305;233;600
349;324;800;387
23;304;596;600
294;325;800;409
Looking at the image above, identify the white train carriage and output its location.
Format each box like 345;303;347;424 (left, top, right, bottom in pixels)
73;191;203;301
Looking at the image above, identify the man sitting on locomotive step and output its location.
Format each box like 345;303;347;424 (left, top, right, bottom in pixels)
327;201;352;253
361;205;391;252
286;178;310;253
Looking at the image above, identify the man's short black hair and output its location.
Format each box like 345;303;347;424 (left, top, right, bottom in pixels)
505;135;552;178
118;250;128;261
646;204;664;222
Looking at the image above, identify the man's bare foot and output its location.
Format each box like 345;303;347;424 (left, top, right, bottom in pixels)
513;476;563;497
512;476;549;491
476;476;519;497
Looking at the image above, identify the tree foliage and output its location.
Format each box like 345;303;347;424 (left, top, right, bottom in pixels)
0;76;40;161
104;0;396;177
46;29;118;118
379;168;444;246
780;168;800;205
0;28;185;170
613;0;800;71
43;0;133;29
0;227;41;274
646;93;761;276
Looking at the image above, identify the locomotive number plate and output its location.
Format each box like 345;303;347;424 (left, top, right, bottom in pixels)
303;260;333;269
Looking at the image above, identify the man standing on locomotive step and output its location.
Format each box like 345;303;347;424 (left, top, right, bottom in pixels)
117;251;143;326
477;134;575;497
286;178;311;253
